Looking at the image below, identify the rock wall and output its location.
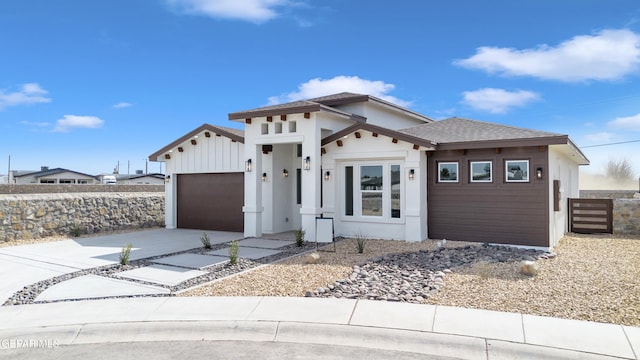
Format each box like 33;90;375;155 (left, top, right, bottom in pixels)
579;190;637;199
613;199;640;236
0;193;165;242
0;184;164;194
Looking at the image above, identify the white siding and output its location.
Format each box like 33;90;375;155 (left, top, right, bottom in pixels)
548;145;581;248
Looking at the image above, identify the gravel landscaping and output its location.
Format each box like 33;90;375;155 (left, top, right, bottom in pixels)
182;234;640;327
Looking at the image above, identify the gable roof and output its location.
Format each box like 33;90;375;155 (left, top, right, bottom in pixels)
15;168;98;179
227;92;431;123
148;123;244;161
322;122;437;150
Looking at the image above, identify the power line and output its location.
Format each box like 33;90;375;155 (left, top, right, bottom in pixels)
581;139;640;148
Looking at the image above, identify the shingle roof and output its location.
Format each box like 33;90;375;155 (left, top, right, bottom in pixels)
399;117;562;144
14;168;98;179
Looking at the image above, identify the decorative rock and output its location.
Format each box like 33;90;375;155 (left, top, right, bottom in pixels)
520;260;539;276
304;252;321;264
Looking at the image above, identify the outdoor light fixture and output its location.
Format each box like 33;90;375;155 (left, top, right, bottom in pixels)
303;156;311;170
282;169;289;178
409;169;415;180
536;167;543;179
262;172;268;182
325;171;331;181
165;175;171;183
245;159;252;172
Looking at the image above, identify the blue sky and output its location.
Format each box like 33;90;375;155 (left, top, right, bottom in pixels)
1;0;639;177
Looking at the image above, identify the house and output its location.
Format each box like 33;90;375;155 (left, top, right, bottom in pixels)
149;93;588;249
13;167;99;184
116;173;165;185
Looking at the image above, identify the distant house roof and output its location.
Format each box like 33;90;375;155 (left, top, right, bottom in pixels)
14;168;98;179
148;123;244;161
116;173;165;180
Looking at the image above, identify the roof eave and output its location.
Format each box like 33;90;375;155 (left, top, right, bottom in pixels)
228;103;322;121
321;122;437;150
436;136;570;151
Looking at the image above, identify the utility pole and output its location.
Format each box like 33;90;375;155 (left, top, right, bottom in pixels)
7;155;10;184
145;159;148;174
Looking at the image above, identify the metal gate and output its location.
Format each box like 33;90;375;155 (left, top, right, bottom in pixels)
568;198;613;234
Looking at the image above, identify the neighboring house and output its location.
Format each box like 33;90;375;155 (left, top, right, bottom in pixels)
13;167;99;184
116;173;165;185
149;93;588;249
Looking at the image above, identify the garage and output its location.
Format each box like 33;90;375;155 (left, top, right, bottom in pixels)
176;173;244;232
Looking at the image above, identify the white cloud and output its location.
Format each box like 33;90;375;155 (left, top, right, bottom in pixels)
267;76;411;107
53;115;105;132
584;132;616;143
0;83;51;110
112;102;133;109
455;29;640;82
166;0;287;23
608;113;640;131
20;121;50;127
461;88;540;114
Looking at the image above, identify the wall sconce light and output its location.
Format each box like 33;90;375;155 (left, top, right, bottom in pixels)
245;159;252;172
325;171;331;181
409;169;415;180
536;167;543;179
303;156;311;170
165;175;171;183
282;169;289;178
262;172;268;182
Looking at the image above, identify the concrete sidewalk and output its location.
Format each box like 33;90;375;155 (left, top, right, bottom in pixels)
0;297;638;359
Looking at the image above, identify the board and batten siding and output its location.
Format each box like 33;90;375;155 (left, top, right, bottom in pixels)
427;146;550;247
166;135;244;174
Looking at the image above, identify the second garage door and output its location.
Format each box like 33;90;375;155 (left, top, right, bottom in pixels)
176;173;244;232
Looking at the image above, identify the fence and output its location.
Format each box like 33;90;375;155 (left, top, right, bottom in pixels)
568;198;613;234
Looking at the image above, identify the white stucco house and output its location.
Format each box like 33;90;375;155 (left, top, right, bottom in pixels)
149;93;588;249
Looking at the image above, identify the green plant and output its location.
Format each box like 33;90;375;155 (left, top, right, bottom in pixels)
201;232;212;249
70;224;81;237
228;240;239;265
119;243;132;265
353;231;369;254
295;227;305;247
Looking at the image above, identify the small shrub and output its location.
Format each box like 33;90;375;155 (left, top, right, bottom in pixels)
70;224;81;237
295;227;305;247
119;243;132;265
201;232;212;249
353;231;369;254
228;240;239;265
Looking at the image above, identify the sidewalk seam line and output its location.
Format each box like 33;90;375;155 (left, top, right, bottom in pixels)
430;305;437;332
484;338;489;360
273;321;280;342
520;313;526;344
347;299;358;325
621;326;638;360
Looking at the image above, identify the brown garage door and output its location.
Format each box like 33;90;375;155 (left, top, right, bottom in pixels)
177;173;244;232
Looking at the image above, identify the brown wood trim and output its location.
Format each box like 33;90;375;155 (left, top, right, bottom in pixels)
372;133;378;137
204;132;211;138
413;144;420;150
229;104;322;120
392;138;398;144
178;147;183;152
337;140;343;147
321;148;326;155
266;116;273;122
304;112;310;119
355;132;361;138
190;139;197;145
553;180;560;212
280;115;287;121
164;154;171;159
321;122;436;149
148;123;245;161
245;118;251;124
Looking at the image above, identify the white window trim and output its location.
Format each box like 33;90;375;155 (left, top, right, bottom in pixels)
505;160;530;183
438;162;459;183
341;161;404;223
470;161;493;183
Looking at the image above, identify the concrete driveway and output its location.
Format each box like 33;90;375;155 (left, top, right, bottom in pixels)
0;229;243;304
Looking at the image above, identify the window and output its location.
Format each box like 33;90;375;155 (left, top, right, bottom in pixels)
274;122;282;134
289;121;297;133
261;123;268;135
361;165;383;216
438;162;458;182
390;165;400;218
345;166;353;215
506;160;529;182
470;161;492;182
296;144;302;157
296;168;302;205
344;162;401;220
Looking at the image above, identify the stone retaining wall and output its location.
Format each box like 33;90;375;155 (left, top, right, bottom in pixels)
613;199;640;236
579;190;637;199
0;193;165;242
0;184;164;194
